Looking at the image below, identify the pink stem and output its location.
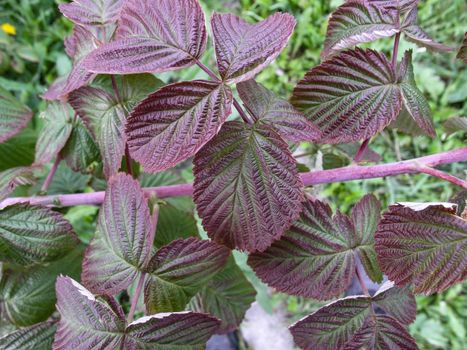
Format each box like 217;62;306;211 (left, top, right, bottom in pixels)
127;272;145;324
415;164;467;189
354;138;370;162
41;156;61;192
355;264;370;296
392;32;401;70
2;147;466;208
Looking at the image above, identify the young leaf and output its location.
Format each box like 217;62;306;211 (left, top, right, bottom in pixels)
0;86;33;144
0;247;83;326
375;203;467;294
237;80;321;142
0;204;79;266
82;173;154;295
69;74;163;178
59;0;125;27
0;167;36;203
249;195;383;299
211;12;295;84
60;116;100;174
193;121;304;252
126;80;233;173
124;312;221;349
189;256;256;333
53;276;126;350
397;51;436;137
84;0;207;74
322;0;399;59
35;102;74;165
0;321;56;350
401;7;453;52
144;237;230;313
291;48;402;143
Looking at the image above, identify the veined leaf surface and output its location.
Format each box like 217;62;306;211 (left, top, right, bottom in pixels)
59;0;125;27
211;12;295;83
126;80;232;173
292;48;402;143
0;321;56;350
194;121;304;252
84;0;207;74
0;86;33;144
0;167;36;203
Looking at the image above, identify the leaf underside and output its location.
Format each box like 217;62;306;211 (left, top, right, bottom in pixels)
59;0;125;27
194;121;304;252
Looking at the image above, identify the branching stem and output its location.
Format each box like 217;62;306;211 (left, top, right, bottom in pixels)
127;272;145;324
41;156;61;192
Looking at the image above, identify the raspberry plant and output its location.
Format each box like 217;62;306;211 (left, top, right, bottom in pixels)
0;0;466;349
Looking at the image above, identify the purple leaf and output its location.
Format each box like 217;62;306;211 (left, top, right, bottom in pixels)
126;80;233;173
0;321;56;350
0;86;33;144
397;51;436;137
375;202;467;294
292;48;402;144
69;74;163;178
343;314;419;350
189;256;256;333
35;102;74;165
322;0;399;59
124;311;220;349
372;281;416;325
59;0;125;27
193;121;304;252
457;32;467;63
82;173;154;295
401;7;453;52
0;204;79;266
369;0;419;13
389;106;427;137
211;12;295;84
0;167;36;203
237;80;321;142
144;237;230;313
53;276;126;350
84;0;207;74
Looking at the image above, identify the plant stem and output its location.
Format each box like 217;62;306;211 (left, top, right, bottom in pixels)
3;147;466;208
414;164;467;189
125;144;133;177
195;59;221;82
127;272;145;324
41;156;61;192
392;32;401;70
354;138;370;162
355;263;370;296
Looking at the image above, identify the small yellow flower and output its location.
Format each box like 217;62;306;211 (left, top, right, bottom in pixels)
1;23;16;36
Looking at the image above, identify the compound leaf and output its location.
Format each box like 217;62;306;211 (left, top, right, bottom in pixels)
53;276;125;350
194;121;304;252
237;80;321;142
189;257;256;333
126;80;232;173
35;102;74;165
82;173;154;295
0;321;56;350
0;204;79;266
292;48;402;144
144;237;230;313
0;86;33;144
322;0;399;59
59;0;125;27
211;12;295;84
84;0;207;74
375;203;467;294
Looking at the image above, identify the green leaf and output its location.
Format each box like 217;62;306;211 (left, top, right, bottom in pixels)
0;246;83;326
0;86;33;144
155;203;199;248
35;102;74;165
0;127;36;171
44;163;91;195
443;117;467;136
189;257;256;333
0;167;36;203
144;237;230;313
0;204;79;266
0;321;56;350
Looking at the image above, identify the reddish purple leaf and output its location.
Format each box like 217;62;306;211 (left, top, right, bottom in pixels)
237;80;321;142
126;80;233;173
0;86;33;144
211;12;295;84
369;0;419;13
372;281;417;325
59;0;125;27
53;276;126;350
292;48;402;144
322;0;399;59
0;166;36;203
194;121;304;252
457;32;467;63
144;237;230;313
84;0;207;74
124;312;220;349
82;173;154;295
42;77;67;102
375;202;467;294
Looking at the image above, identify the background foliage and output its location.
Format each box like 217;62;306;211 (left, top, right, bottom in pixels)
0;0;465;348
